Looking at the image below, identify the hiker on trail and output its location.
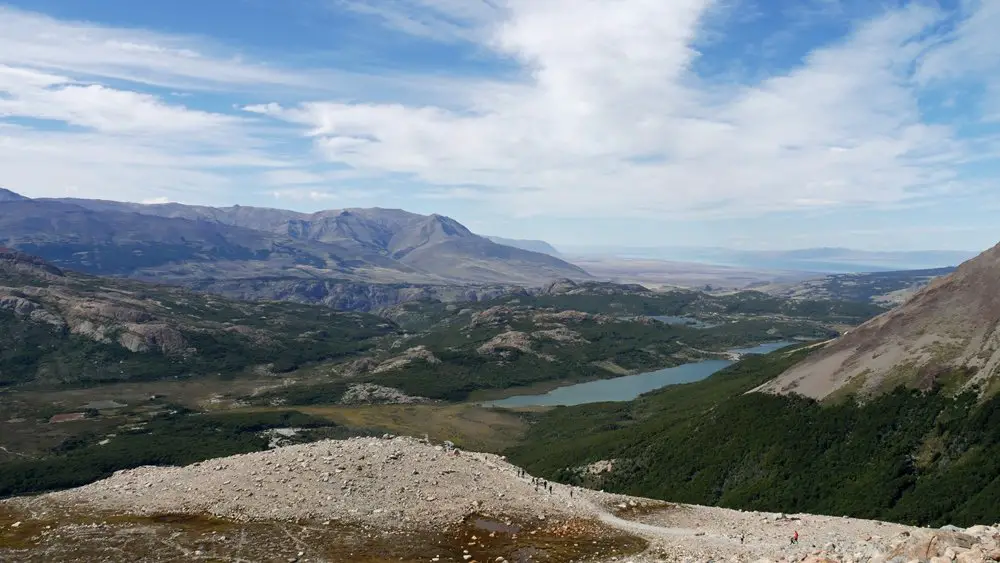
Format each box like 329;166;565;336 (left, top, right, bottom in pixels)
791;530;799;545
548;484;553;493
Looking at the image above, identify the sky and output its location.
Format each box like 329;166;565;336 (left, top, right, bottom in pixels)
0;0;999;251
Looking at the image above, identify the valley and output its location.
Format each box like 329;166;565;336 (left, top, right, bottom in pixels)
5;0;1000;558
0;247;876;501
2;194;999;561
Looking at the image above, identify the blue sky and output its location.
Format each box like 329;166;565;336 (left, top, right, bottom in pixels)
0;0;998;251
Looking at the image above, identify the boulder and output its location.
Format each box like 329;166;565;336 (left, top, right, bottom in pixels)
887;530;977;560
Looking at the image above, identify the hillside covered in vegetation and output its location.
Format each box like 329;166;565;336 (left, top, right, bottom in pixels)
507;346;1000;528
0;249;393;388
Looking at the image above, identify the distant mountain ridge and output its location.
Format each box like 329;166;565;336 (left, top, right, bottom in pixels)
756;241;1000;400
485;236;562;257
562;245;978;273
0;188;27;202
0;191;589;287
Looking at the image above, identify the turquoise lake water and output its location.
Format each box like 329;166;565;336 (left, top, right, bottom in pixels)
485;340;795;408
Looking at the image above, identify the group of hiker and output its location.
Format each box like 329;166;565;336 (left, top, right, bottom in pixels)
531;475;553;494
515;468;576;497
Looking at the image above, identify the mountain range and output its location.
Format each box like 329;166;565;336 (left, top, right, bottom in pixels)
0;191;588;288
561;244;979;273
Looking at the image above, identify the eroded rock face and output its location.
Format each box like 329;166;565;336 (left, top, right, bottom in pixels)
370;346;441;373
469;306;517;329
0;294;39;315
339;383;431;405
476;331;535;357
117;324;187;354
67;302;155;323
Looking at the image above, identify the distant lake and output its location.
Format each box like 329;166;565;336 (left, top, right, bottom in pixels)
484;341;795;408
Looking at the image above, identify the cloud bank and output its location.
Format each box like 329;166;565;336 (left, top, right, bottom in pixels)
1;1;998;225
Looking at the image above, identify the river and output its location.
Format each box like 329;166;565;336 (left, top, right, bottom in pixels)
484;340;795;408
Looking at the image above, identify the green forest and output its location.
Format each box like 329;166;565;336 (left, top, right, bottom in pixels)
484;287;886;324
0;410;373;497
507;348;1000;527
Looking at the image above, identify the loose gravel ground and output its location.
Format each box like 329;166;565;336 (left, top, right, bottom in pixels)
45;435;618;531
11;435;1000;562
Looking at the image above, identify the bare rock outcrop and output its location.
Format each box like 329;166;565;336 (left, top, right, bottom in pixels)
477;331;536;356
469;306;517;329
340;383;431;405
371;345;441;373
117;324;187;354
531;327;589;343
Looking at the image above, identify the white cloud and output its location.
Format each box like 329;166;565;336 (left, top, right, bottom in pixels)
2;0;998;230
269;187;386;203
271;189;340;202
0;9;335;205
0;78;239;134
0;5;464;101
0;62;288;203
337;0;501;43
250;0;995;219
0;6;314;92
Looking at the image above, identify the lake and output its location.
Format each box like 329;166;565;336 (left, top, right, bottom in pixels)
484;340;795;408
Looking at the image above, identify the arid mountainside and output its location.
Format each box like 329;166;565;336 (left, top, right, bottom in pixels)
4;435;1000;562
486;235;563;256
756;242;1000;400
0;192;589;286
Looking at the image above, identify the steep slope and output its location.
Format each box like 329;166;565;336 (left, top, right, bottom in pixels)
509;344;1000;529
4;197;589;284
0;188;27;202
487;235;563;256
756;242;1000;400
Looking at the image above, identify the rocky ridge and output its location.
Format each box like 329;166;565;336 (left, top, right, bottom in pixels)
8;435;1000;562
0;194;590;286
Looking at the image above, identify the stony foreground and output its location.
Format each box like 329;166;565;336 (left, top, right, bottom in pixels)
45;435;613;529
2;435;1000;562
